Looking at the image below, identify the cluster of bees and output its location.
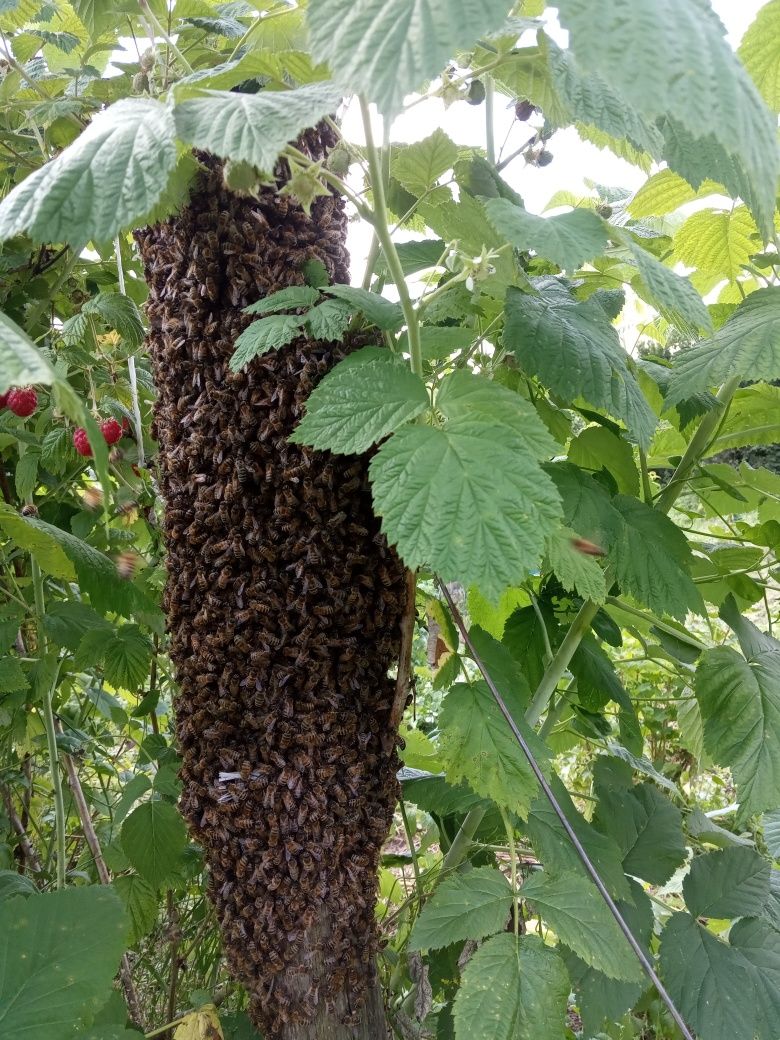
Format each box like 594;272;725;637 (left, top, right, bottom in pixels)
135;125;408;1036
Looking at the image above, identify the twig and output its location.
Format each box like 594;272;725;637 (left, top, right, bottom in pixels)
390;570;418;731
437;579;696;1040
0;784;41;872
58;729;145;1027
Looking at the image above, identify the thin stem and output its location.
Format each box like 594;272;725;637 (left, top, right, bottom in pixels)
527;373;742;728
441;807;486;873
639;447;653;505
605;597;708;650
655;374;742;514
400;801;422;893
138;0;193;72
438;580;695;1040
485;76;496;166
359;98;423;380
32;559;66;889
500;807;519;936
114;236;145;466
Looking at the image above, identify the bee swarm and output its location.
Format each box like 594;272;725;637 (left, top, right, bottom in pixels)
135;125;408;1038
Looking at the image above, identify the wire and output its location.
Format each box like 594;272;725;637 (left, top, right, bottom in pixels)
436;578;696;1040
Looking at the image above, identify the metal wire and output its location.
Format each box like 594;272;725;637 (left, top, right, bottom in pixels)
436;578;695;1040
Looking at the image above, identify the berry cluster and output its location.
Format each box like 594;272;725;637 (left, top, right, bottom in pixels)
72;417;124;457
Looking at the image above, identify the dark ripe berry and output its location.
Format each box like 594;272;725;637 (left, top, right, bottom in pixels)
536;149;553;167
100;417;123;444
467;79;486;105
7;387;37;417
73;427;92;457
514;99;536;121
0;391;8;408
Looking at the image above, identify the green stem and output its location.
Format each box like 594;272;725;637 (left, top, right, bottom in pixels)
654;374;742;513
441;807;485;872
525;593;602;728
527;374;742;730
400;800;422;893
605;596;708;650
32;559;66;889
500;807;519;936
639;447;653;505
485;76;496;166
359;97;423;380
138;0;193;72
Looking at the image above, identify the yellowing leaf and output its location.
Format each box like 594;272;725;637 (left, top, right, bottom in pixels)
673;206;759;282
174;1005;223;1040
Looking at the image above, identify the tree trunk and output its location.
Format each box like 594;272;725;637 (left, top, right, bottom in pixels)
135;127;406;1040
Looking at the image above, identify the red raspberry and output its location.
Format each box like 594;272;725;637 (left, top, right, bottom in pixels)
7;387;37;417
73;427;92;457
100;417;123;445
0;391;9;408
121;417;130;433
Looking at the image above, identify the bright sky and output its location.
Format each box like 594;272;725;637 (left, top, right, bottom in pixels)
342;0;769;280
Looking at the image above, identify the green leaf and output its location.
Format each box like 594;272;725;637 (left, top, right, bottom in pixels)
609;495;703;621
290;349;429;454
555;0;779;237
0;887;129;1040
660;912;755;1040
324;285;404;331
15;452;38;502
709;383;780;453
0;99;177;246
485;199;608;270
545;463;623;553
113;874;158;945
84;292;145;348
592;782;686;886
391;130;458;199
0;310;58;391
121;799;187;889
623;237;712;335
672;206;758;282
437;370;558;462
696;643;780;819
503;285;657;449
303;299;352;341
730;916;780;1040
438;681;549;816
526;774;631;900
230;314;305;370
0;656;28;693
567;425;639;497
453;933;569;1040
0;0;40;31
40;426;74;476
764;809;780;859
627;168;721;218
173;82;344;172
409;866;512;950
738;0;780;112
43;601;109;652
0;504;75;581
545;526;607;604
467;625;531;709
667;288;780;404
77;624;153;691
369;418;562;600
563;879;654;1037
244;286;321;316
401;770;486;816
520;871;643;982
683;847;770;919
307;0;513;117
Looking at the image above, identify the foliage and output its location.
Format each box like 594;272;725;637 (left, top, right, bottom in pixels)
1;1;780;1039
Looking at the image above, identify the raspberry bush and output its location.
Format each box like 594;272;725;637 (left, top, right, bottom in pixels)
1;3;780;1040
